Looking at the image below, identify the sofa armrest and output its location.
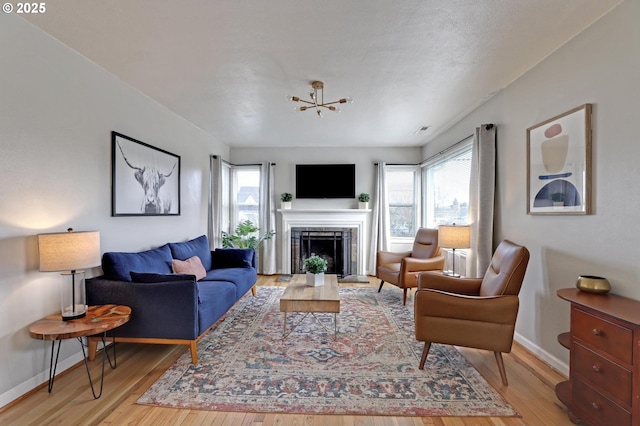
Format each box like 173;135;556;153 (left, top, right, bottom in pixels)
86;276;199;340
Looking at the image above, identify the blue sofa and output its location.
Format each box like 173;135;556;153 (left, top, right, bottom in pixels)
86;235;257;363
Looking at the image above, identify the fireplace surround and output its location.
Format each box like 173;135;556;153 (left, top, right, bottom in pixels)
279;209;370;275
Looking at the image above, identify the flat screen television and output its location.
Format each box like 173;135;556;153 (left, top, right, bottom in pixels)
296;164;356;199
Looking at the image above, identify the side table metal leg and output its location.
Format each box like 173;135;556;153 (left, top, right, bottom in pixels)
47;340;62;393
78;333;118;399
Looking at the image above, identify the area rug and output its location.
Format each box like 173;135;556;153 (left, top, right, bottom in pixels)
137;286;518;417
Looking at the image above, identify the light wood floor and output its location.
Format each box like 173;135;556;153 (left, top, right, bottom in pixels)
1;275;573;425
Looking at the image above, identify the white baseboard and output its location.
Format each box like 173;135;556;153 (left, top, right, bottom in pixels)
0;351;84;409
514;332;569;377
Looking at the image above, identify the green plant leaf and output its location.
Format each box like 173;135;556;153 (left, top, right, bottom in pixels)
221;220;275;249
303;255;328;274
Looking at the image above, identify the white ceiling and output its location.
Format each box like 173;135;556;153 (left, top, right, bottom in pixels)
22;0;620;148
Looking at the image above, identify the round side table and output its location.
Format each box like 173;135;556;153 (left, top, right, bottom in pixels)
29;304;131;399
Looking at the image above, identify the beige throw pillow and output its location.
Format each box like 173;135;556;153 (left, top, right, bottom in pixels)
172;256;206;281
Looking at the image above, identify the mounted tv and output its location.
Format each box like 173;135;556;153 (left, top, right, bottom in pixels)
296;164;356;199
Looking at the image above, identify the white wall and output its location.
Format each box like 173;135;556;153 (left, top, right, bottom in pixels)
231;147;421;273
0;16;229;405
422;0;638;374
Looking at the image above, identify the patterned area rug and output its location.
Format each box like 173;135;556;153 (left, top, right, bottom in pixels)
138;287;518;417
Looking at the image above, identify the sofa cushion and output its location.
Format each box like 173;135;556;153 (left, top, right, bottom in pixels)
102;245;173;282
211;248;254;269
172;256;207;281
203;267;257;298
196;280;237;333
168;235;212;271
130;272;196;283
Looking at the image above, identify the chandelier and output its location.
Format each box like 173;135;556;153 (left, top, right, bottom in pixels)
288;81;353;117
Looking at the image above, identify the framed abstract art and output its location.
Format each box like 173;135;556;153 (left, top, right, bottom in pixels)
527;104;592;215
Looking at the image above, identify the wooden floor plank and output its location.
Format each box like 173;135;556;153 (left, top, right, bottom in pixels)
0;275;572;425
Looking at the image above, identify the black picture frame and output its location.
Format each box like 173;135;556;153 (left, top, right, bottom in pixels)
111;131;181;216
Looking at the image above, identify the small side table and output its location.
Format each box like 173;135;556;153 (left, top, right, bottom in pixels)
29;304;131;399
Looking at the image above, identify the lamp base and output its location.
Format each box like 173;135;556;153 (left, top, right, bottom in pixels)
61;305;87;321
60;271;87;321
62;309;87;321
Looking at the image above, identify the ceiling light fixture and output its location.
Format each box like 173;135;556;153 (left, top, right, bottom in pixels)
288;81;353;117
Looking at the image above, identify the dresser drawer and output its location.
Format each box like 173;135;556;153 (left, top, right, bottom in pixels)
573;342;632;405
572;307;633;364
573;378;631;426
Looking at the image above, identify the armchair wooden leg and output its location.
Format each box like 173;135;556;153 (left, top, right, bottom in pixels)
403;289;408;305
251;285;257;296
378;280;384;292
494;351;508;386
419;342;432;370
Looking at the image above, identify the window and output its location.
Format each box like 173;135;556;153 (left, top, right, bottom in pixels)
387;166;419;238
230;166;260;231
422;140;472;229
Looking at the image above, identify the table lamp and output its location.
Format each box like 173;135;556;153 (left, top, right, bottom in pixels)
438;224;471;278
38;228;101;320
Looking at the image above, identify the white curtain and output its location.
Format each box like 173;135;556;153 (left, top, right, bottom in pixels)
259;162;277;275
468;124;496;277
208;155;223;249
367;162;391;274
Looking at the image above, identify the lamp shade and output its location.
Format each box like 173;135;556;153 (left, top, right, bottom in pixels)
38;230;101;272
438;225;471;249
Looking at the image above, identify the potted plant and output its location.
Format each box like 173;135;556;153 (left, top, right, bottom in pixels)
281;192;293;209
358;193;370;209
303;255;327;286
551;192;565;207
222;220;275;249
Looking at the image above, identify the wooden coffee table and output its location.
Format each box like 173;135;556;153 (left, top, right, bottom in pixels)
279;274;340;339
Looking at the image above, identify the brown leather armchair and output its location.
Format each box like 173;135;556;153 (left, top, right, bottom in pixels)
376;228;445;305
414;239;530;386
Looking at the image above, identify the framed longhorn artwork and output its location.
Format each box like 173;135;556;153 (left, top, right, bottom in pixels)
111;131;181;216
526;104;592;215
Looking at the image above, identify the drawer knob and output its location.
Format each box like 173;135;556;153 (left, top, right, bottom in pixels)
592;328;602;336
592;364;601;373
591;402;601;410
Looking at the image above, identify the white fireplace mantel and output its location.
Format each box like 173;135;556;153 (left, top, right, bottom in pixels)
278;209;370;275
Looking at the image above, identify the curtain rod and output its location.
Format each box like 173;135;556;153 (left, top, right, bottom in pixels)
373;162;417;166
421;133;474;164
211;155;275;166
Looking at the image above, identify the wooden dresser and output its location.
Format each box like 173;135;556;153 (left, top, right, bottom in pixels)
557;288;640;425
